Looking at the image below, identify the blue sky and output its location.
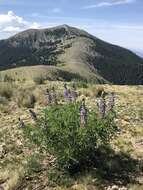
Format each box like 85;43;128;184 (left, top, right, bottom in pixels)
0;0;143;53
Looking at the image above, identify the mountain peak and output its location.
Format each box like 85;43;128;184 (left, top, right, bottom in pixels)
57;24;71;28
9;24;91;41
0;25;142;84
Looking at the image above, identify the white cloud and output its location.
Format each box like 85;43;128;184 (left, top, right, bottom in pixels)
0;11;40;34
30;22;41;29
3;26;21;32
82;0;135;9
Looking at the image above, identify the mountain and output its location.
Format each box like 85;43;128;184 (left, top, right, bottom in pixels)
0;24;143;84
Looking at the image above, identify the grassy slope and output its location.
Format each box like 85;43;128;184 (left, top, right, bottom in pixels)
0;37;108;84
0;65;63;81
0;80;143;190
59;37;106;83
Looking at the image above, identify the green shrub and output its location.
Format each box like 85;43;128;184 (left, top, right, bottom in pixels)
24;103;117;173
16;90;36;108
33;75;45;84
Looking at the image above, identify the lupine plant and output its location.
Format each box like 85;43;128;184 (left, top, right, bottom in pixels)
23;84;118;175
23;102;117;173
79;98;87;127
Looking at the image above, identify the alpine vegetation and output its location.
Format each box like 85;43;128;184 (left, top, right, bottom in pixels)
63;83;78;103
23;99;117;173
79;98;88;127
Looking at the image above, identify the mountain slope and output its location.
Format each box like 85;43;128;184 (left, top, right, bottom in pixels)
0;25;143;84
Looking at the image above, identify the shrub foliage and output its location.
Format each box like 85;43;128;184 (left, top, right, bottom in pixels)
24;103;117;173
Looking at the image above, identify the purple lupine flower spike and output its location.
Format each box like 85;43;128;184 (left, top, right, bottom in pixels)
107;92;115;111
64;83;69;102
71;83;77;102
51;87;57;105
80;98;87;127
98;92;106;119
45;88;52;105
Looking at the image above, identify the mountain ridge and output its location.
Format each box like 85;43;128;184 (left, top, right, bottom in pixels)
0;25;143;84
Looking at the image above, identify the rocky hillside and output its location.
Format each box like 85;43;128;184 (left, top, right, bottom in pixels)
0;25;143;84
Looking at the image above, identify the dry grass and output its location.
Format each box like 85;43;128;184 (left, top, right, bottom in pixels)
0;167;25;190
0;82;14;99
16;89;36;108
